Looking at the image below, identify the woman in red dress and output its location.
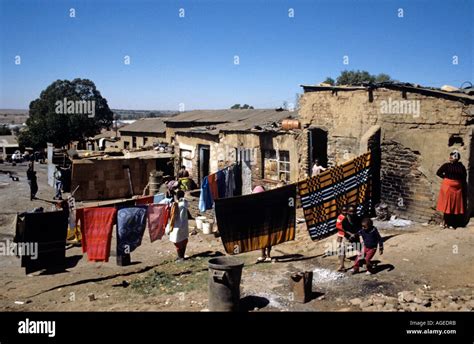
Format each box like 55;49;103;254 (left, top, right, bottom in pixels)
436;150;467;229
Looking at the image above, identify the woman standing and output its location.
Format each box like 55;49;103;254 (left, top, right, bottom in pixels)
436;150;467;229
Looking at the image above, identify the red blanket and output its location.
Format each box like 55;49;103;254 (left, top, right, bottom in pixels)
82;207;117;262
135;196;154;205
147;204;170;242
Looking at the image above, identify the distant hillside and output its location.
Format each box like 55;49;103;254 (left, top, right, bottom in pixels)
0;110;29;126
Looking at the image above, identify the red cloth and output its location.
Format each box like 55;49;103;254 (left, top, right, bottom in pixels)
135;196;154;205
436;178;464;215
82;207;117;262
354;246;377;272
208;173;219;200
336;214;345;237
147;204;170;242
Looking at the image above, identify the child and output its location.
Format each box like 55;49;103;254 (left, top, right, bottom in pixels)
351;218;383;275
335;205;348;272
166;190;189;262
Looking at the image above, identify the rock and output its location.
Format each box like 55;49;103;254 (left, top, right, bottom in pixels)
360;300;373;308
363;305;378;311
448;302;461;310
435;290;450;298
349;298;362;306
336;298;343;303
408;304;419;312
466;300;474;309
384;296;398;304
372;296;386;306
87;293;96;302
338;307;352;312
398;291;415;303
384;303;396;310
459;307;471;311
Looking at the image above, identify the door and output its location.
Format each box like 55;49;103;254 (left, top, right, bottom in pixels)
198;145;210;184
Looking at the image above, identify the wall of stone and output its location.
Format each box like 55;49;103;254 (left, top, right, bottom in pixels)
299;88;474;221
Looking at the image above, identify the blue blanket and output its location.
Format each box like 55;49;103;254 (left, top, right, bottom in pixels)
116;206;147;256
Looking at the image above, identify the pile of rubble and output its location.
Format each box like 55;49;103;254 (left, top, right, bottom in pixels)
349;287;474;312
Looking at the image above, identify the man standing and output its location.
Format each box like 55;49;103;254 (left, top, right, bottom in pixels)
27;162;38;201
53;166;63;200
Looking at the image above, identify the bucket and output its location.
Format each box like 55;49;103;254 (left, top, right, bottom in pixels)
195;216;206;230
149;171;164;195
208;257;244;312
289;271;313;303
202;221;213;234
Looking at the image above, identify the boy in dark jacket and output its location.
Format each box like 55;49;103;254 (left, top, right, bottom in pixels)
351;217;383;275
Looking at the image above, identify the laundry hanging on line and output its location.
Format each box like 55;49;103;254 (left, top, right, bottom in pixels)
81;207;117;262
199;163;242;212
14;210;68;274
214;184;297;254
135;195;154;205
116;206;148;256
147;203;170;242
298;152;372;241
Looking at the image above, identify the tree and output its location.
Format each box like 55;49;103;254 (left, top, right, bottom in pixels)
322;77;335;85
333;70;393;86
374;73;392;83
0;125;12;135
230;104;254;109
20;79;113;148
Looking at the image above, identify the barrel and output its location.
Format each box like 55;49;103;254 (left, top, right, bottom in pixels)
281;119;301;130
208;257;244;311
149;170;164;195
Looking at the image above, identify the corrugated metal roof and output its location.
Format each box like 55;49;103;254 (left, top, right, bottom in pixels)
165;109;293;124
172;109;298;134
118;118;168;134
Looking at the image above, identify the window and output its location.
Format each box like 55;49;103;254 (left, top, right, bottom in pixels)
132;137;137;148
124;141;130;149
143;137;148;146
263;149;291;182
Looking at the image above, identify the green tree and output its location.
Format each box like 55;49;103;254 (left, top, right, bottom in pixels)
374;73;392;83
322;77;335;85
230;103;254;109
0;125;12;135
334;70;393;85
20;79;113;148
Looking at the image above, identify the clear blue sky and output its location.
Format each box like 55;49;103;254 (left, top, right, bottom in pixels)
0;0;472;110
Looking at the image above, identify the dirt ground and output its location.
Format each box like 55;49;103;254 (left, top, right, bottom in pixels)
0;162;473;312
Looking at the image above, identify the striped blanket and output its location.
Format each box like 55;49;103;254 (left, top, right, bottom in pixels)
298;152;372;241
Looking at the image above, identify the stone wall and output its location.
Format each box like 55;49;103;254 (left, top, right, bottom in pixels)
299;88;474;221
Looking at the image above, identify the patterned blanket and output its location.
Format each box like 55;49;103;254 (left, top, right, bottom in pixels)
298;152;372;241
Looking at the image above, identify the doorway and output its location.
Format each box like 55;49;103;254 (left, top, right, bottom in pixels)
198;145;210;184
308;128;328;174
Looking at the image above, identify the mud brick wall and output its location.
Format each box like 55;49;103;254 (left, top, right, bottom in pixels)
72;157;156;201
381;141;435;222
299;88;474;221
